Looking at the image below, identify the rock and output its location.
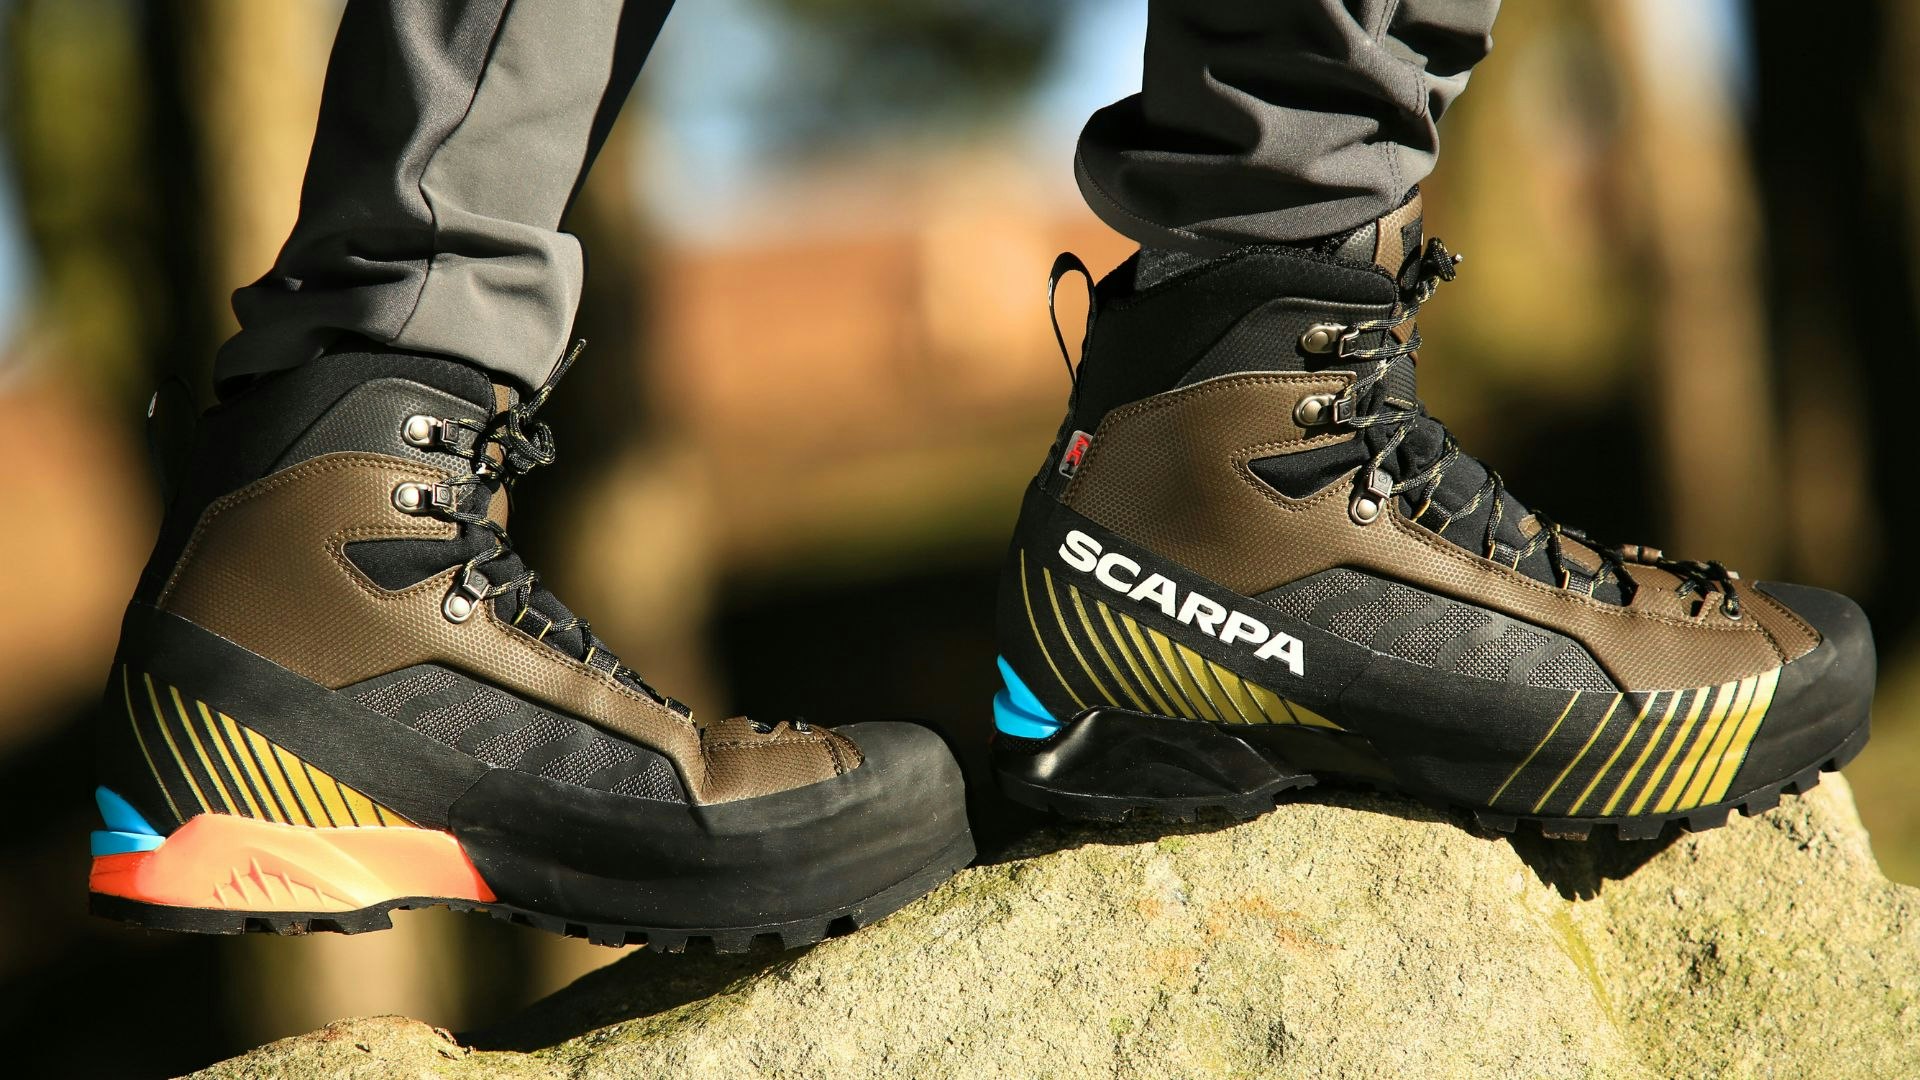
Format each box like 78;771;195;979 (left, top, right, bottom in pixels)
195;777;1920;1079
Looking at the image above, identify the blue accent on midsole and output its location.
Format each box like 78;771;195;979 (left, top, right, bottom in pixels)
92;787;165;856
95;786;160;835
994;656;1061;739
91;830;165;856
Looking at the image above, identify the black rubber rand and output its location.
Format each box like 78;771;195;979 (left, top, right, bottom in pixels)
94;606;975;952
993;486;1872;841
992;707;1868;841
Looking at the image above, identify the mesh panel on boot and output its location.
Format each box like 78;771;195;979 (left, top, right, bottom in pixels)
415;687;518;746
613;760;685;802
1259;568;1614;691
356;668;460;719
1388;606;1490;667
1326;585;1433;646
540;738;633;785
344;665;690;803
1526;644;1617;693
1453;625;1548;681
474;714;572;768
1269;569;1371;620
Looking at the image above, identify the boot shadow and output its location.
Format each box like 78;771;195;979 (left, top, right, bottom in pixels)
978;778;1677;903
1506;827;1677;900
975;782;1456;865
465;939;803;1052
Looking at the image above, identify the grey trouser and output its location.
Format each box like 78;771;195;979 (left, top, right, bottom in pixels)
215;0;673;392
216;0;1498;391
1077;0;1501;253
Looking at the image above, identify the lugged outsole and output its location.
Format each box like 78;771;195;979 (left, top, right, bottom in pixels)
90;831;976;953
999;721;1870;842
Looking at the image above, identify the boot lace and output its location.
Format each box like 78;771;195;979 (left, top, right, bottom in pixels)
1332;240;1741;619
429;341;690;710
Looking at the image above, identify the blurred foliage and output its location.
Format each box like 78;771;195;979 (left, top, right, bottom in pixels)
2;0;214;407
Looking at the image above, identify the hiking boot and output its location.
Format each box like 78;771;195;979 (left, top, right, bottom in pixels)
991;191;1872;839
90;343;973;950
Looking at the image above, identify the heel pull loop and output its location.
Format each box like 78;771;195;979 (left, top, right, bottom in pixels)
1047;252;1096;385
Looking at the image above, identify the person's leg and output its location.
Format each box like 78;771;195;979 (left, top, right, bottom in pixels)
1076;0;1501;253
214;0;673;393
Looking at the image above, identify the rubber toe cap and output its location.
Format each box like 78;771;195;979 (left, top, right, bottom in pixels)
1725;582;1875;797
833;720;971;848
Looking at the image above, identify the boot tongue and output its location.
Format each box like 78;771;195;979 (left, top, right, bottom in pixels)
483;381;518;529
466;373;687;713
1326;190;1426;405
1325;195;1632;606
1327;188;1427;284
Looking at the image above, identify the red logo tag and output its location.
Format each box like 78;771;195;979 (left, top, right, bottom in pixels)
1059;430;1093;477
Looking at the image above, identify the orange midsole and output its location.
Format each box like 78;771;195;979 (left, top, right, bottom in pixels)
89;813;495;912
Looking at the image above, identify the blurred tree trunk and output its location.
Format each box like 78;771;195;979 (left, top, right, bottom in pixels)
175;0;333;352
1590;2;1779;576
1748;0;1917;643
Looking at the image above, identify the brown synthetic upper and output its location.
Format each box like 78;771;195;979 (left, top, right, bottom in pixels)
156;451;857;804
1062;372;1817;690
1370;192;1425;278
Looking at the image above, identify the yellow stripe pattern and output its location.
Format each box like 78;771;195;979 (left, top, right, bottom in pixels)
1497;668;1782;818
1701;668;1779;804
1570;692;1656;817
1598;691;1682;817
1015;548;1340;729
1019;551;1087;712
1531;693;1621;814
116;664;413;828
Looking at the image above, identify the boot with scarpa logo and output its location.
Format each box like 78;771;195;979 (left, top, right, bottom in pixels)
991;189;1872;838
90;341;973;950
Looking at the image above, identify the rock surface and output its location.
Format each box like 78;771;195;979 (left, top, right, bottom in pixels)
196;777;1919;1079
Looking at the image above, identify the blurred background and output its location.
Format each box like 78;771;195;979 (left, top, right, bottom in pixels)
2;0;1918;1074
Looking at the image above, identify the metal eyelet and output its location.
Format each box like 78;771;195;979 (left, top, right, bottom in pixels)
392;481;433;513
1332;393;1358;425
1299;323;1348;355
394;480;456;516
1293;393;1337;428
402;414;439;448
1350;467;1393;526
442;568;488;624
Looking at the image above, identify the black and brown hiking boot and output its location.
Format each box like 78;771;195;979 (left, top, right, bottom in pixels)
991;190;1873;839
90;343;972;951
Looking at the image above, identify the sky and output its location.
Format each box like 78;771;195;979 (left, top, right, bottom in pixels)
0;129;22;381
635;0;1150;241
